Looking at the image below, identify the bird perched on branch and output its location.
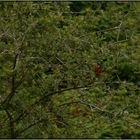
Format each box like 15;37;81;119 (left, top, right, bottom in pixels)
95;64;102;75
95;64;102;80
95;59;107;80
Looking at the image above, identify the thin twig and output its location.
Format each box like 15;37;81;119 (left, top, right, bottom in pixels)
78;99;113;115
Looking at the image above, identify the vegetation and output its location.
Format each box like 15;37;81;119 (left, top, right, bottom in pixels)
0;2;140;138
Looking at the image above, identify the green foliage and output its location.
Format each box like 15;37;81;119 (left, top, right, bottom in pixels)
0;2;140;139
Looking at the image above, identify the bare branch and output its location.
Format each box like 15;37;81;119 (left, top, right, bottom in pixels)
78;99;113;115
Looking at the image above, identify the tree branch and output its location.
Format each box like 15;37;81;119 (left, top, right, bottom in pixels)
13;83;94;123
15;118;46;138
4;108;15;138
13;81;139;123
2;54;18;107
78;99;113;116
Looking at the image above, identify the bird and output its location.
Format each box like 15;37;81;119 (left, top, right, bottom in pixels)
95;64;102;80
95;64;102;75
95;59;107;80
